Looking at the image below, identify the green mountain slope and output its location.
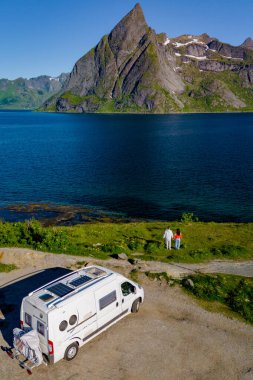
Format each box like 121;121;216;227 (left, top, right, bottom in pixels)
0;74;68;110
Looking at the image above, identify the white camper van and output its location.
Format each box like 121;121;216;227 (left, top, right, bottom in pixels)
20;265;144;364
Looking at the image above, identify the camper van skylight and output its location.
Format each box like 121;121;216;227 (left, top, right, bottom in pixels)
39;294;54;302
69;275;91;288
47;283;73;297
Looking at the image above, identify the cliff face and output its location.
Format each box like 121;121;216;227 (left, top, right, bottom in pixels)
42;3;253;113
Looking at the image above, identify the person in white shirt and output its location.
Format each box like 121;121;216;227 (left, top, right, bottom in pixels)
163;227;173;250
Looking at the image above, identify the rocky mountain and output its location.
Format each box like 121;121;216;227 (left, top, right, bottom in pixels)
0;73;68;110
42;4;253;113
241;37;253;50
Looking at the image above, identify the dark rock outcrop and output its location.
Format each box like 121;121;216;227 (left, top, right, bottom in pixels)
186;43;207;57
207;40;246;59
198;60;240;72
239;64;253;87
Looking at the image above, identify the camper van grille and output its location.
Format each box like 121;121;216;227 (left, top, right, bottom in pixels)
69;275;91;287
47;283;73;297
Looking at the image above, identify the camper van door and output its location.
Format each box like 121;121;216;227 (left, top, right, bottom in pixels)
34;316;47;354
120;281;137;312
95;281;121;328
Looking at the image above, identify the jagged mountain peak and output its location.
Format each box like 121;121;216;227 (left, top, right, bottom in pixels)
241;37;253;50
42;4;253;114
108;3;148;67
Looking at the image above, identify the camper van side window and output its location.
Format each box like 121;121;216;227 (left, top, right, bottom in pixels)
37;321;45;336
59;320;68;331
25;312;32;327
99;290;117;310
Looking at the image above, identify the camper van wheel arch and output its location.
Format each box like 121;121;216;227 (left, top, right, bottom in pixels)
64;342;79;361
131;298;141;313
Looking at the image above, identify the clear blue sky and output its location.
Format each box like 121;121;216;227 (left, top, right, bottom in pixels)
1;0;252;79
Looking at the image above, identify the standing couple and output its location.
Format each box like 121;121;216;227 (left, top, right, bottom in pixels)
163;227;182;250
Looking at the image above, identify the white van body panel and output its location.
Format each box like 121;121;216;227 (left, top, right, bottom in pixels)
20;266;144;364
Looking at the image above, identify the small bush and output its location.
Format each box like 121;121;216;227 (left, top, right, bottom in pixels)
0;263;17;272
145;241;162;254
210;245;247;258
180;212;199;223
189;249;209;258
145;271;175;285
128;240;144;251
101;243;123;254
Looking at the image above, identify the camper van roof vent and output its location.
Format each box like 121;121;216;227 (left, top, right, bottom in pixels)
69;275;91;288
47;283;73;297
39;293;54;302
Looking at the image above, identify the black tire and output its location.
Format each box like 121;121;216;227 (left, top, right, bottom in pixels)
64;343;79;361
131;298;141;313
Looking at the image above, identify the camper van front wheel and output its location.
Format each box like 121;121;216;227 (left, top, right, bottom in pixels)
131;298;140;313
64;343;79;361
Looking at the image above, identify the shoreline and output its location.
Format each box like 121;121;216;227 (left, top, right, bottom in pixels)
0;202;252;226
0;203;144;226
1;109;253;115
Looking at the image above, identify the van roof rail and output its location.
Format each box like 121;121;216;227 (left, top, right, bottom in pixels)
28;267;87;296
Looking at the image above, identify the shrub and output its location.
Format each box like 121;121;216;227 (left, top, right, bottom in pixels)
145;241;162;254
0;220;70;251
188;249;209;258
0;263;17;272
101;243;123;254
210;245;247;258
127;240;144;251
180;212;199;223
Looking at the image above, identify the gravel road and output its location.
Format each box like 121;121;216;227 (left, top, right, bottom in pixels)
1;249;253;379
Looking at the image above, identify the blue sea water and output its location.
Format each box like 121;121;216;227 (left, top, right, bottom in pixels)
0;111;252;222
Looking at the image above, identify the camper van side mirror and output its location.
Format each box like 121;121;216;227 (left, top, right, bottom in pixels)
133;286;137;294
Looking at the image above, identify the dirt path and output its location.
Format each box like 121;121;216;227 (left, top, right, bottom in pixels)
1;263;253;380
1;248;253;282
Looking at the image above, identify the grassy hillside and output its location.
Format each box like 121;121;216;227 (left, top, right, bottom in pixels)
0;219;252;263
0;80;43;109
0;75;66;110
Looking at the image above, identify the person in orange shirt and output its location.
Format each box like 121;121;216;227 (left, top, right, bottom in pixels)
174;228;182;249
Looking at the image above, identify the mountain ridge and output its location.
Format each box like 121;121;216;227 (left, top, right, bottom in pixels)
2;3;252;113
0;73;68;110
42;3;253;113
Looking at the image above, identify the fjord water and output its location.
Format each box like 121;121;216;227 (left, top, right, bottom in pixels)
0;111;252;222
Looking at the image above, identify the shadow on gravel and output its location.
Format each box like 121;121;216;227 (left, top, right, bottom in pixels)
0;267;72;346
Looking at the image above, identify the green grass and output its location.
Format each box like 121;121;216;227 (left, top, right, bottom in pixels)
0;263;17;272
179;62;253;112
181;273;253;324
0;219;252;263
61;91;88;106
0;79;58;110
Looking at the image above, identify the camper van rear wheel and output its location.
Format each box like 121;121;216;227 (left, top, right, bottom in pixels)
64;343;79;361
131;298;140;313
